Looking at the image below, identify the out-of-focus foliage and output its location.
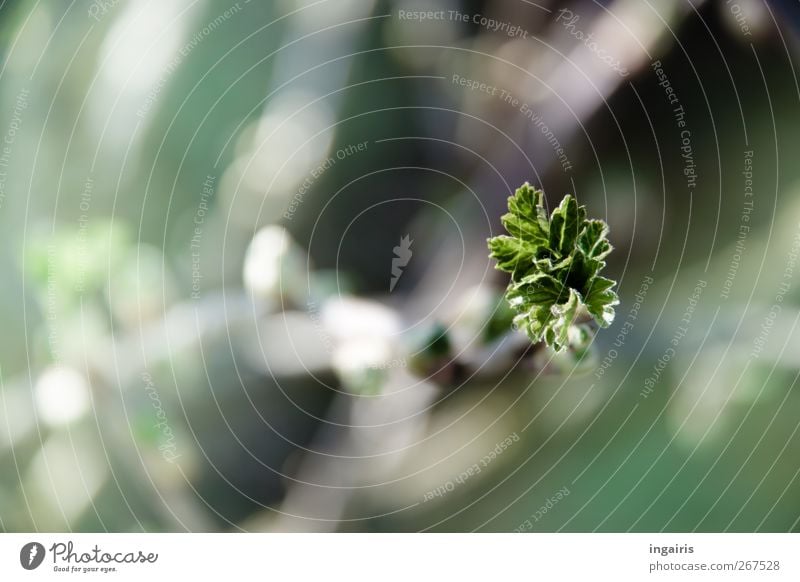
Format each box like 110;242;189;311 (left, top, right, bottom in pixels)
0;0;799;534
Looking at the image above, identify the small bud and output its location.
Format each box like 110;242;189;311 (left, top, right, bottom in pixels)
243;225;306;303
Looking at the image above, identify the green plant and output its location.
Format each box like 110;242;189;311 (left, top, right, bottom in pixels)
488;183;619;352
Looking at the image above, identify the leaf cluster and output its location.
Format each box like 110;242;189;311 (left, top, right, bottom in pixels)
488;183;619;351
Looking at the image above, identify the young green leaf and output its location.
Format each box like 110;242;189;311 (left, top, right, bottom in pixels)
487;183;619;352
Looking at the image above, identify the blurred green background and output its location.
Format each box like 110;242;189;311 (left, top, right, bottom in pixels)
1;0;799;532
